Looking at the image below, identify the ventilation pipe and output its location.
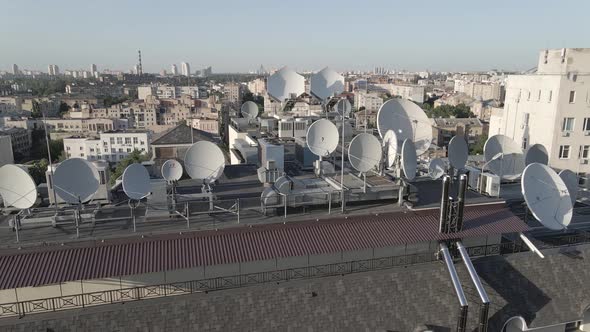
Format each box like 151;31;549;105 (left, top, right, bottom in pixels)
439;175;451;233
457;241;490;332
439;242;468;332
456;174;468;232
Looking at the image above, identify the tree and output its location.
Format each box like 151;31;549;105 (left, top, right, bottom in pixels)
109;150;148;185
470;135;486;155
58;102;70;115
425;103;475;119
31;100;42;118
29;159;49;185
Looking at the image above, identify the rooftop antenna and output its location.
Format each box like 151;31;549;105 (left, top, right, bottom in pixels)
122;163;151;232
306;119;339;177
448;135;468;173
0;165;38;243
161;159;183;211
52;158;100;238
524;144;549;166
310;67;344;118
267;66;304;115
184;141;225;193
137;50;143;76
348;133;382;192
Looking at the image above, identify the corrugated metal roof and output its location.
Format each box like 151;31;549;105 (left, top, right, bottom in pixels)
0;203;527;290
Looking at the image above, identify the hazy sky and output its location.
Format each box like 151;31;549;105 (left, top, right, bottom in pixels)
1;0;588;73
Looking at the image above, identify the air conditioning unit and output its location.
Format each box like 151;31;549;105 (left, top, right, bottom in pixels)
482;173;500;197
562;131;571;137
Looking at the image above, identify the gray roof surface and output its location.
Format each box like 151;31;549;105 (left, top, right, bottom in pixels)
151;124;217;145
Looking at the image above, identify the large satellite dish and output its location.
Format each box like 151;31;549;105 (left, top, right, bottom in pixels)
483;134;525;180
382;130;398;168
240;101;258;120
306;119;339;157
310;67;344;101
334;99;352;117
376;99;432;155
401;139;417;180
558;169;578;205
521;163;572;230
0;164;37;209
348;133;381;173
122;163;151;200
525;144;549;166
161;159;183;182
428;158;446;180
184;141;226;183
53;158;99;204
267;66;305;102
448;135;468;170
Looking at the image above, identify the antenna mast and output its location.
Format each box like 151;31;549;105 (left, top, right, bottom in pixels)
137;50;143;76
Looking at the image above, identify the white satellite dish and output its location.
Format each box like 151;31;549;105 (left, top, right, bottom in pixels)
382;129;398;168
376;99;432;155
334;99;352;117
0;164;37;209
428;158;446;180
483;134;525;180
161;159;183;182
122;163;151;200
348;133;382;173
525;144;549;166
521;163;572;230
558;169;578;205
310;67;344;101
240;101;258;120
448;135;468;170
53;158;99;204
306;119;339;157
401;139;418;180
184;141;226;183
267;66;305;102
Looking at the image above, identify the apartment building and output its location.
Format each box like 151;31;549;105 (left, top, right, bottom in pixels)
353;91;384;112
63;131;150;163
0;127;32;157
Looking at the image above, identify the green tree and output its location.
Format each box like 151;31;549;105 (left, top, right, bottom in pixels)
109;150;148;185
470;135;487;155
28;159;49;185
31;100;42;118
58;102;70;115
425;103;475;118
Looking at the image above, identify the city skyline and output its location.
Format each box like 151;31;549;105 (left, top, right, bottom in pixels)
1;0;589;73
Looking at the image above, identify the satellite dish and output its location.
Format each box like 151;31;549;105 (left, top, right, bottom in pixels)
310;67;344;101
558;169;578;205
376;99;432;155
53;158;99;204
122;163;151;200
428;158;446;180
240;101;258;120
521;163;572;230
348;133;382;173
448;135;468;170
401;139;418;180
184;141;226;183
161;159;183;182
0;164;37;209
483;134;525;180
274;176;291;194
382;130;398;168
525;144;549;166
306;119;339;157
334;99;352;117
267;66;305;102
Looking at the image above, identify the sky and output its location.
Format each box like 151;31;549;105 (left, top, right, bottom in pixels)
1;0;588;73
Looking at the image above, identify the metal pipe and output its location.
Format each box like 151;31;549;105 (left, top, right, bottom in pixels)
440;242;468;332
439;175;451;233
42;110;59;216
341;106;346;213
519;233;545;259
457;241;489;332
456;174;468;232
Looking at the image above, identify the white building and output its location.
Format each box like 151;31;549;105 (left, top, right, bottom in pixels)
354;91;384;112
63;131;150;163
370;83;425;103
171;64;178;76
48;65;60;76
90;64;97;74
181;62;190;77
247;78;266;96
489;48;590;174
138;85;200;100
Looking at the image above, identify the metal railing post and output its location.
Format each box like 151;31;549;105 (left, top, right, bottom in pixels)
284;194;287;219
236;198;240;224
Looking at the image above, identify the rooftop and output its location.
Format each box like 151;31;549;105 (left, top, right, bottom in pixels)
151;123;217;146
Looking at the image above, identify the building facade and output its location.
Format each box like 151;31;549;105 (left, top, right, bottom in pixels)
0;127;31;157
63;131;150;163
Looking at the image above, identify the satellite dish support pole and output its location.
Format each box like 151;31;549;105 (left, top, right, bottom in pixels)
341;105;346;213
42;110;59;217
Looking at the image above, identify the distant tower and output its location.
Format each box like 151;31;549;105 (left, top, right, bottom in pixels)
137;50;143;76
171;64;178;76
12;64;19;75
181;62;190;77
90;64;97;74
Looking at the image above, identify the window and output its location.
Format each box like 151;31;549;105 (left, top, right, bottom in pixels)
127;148;131;152
548;90;552;102
103;141;108;146
104;148;108;152
140;141;145;145
80;153;84;157
569;91;576;103
111;148;115;153
79;146;83;150
89;148;94;152
125;137;131;144
537;90;541;101
559;145;571;159
110;137;115;144
116;137;123;144
562;117;575;132
66;146;71;151
118;148;123;152
522;137;528;150
581;145;590;159
584;118;590;132
527;91;531;101
133;137;138;144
